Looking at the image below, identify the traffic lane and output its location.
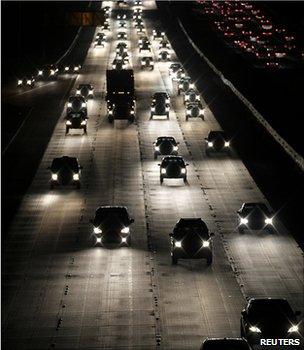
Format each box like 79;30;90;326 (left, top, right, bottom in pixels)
133;23;244;349
151;17;304;314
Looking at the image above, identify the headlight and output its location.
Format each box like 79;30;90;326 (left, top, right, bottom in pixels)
74;66;79;71
76;90;80;95
18;80;22;85
155;146;160;151
175;241;182;248
185;96;189;100
240;218;249;225
173;146;178;151
121;227;130;234
199;109;204;115
96;237;102;244
249;326;261;333
151;107;155;112
82;103;86;107
94;227;102;234
161;168;166;174
196;95;200;100
179;84;182;88
130;110;134;115
89;90;93;95
109;110;113;115
202;240;210;247
73;173;79;180
27;80;31;85
121;237;127;243
181;168;186;174
224;141;230;147
112;64;116;69
50;70;55;75
66;121;72;125
38;70;43;75
208;142;213;147
67;103;72;107
81;120;87;125
265;217;273;225
141;60;145;64
52;174;58;181
65;66;69;71
165;107;170;112
122;64;126;69
288;325;299;333
189;83;194;89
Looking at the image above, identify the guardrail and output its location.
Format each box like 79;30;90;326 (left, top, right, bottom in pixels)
177;18;304;172
55;26;83;66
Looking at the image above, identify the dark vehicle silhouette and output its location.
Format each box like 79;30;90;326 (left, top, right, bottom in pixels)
65;112;88;135
48;156;82;189
91;206;134;246
237;202;275;233
170;218;214;265
158;50;170;61
158;156;188;184
141;56;154;70
153;136;179;159
150;92;170;119
205;131;231;155
185;102;204;121
67;96;87;116
76;84;94;99
241;298;301;346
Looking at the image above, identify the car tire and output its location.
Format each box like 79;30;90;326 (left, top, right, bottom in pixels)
240;323;245;338
154;153;158;160
65;127;69;135
166;113;169;119
127;236;131;246
183;177;187;184
178;89;181;96
171;255;178;265
84;126;87;134
150;114;153;120
130;116;135;123
206;255;213;265
160;177;163;185
186;115;189;121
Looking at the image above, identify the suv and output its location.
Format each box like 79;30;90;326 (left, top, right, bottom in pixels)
150;92;170;119
91;206;134;246
205;131;231;155
48;156;82;189
170;218;214;265
153;136;179;159
76;84;94;99
158;50;171;61
241;298;301;346
65;112;88;135
185;102;204;121
178;78;194;95
237;202;275;233
67;96;87;116
158;156;188;184
141;56;154;70
200;338;252;350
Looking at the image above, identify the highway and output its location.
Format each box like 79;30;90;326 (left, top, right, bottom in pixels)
2;1;303;349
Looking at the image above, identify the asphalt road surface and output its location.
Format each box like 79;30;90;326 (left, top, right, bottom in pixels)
2;1;303;349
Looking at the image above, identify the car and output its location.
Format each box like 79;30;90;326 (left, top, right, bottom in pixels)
184;89;200;105
153;136;179;159
169;62;182;80
116;42;128;53
150;92;170;119
48;156;82;189
136;25;145;34
237;202;275;233
170;218;214;265
108;101;135;123
241;298;301;346
140;56;154;70
37;64;58;80
153;29;165;41
102;22;110;31
112;58;127;70
134;19;144;28
204;130;231;155
175;68;187;81
116;51;129;63
158;156;188;184
65;112;88;135
67;96;87;116
185;102;204;121
158;40;170;50
200;338;252;350
90;206;134;246
138;36;150;46
118;20;126;28
76;84;94;99
96;32;106;40
139;42;151;53
178;78;194;95
117;31;127;40
94;37;105;48
158;50;171;61
17;77;35;87
133;7;142;14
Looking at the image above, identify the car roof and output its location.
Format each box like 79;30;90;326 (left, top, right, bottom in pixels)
51;156;79;170
162;155;184;161
208;130;227;138
156;136;175;141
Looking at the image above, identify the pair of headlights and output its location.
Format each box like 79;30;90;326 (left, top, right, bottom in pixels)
249;325;298;333
66;120;86;125
174;240;210;248
155;146;178;152
94;226;130;234
51;173;79;181
207;141;230;147
161;167;186;174
240;217;273;225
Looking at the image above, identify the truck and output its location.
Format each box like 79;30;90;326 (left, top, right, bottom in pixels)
106;69;136;123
